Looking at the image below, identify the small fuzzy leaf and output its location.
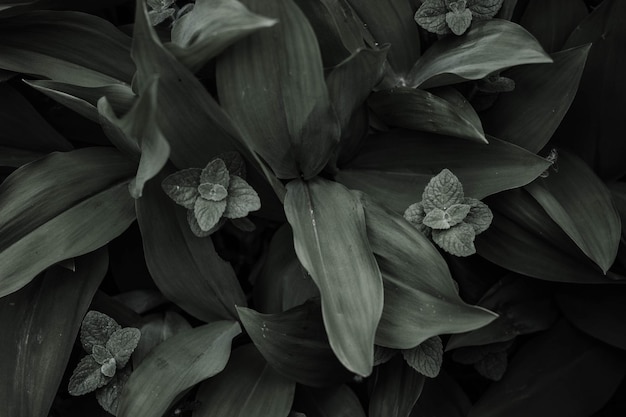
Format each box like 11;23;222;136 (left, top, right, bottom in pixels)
223;176;261;219
468;0;504;19
81;311;121;353
415;0;449;35
446;204;472;226
423;208;452;230
161;169;202;209
194;198;227;231
68;356;109;396
101;359;117;378
463;199;493;234
107;328;141;368
92;345;114;365
477;75;516;93
422;169;465;212
198;183;228;201
432;223;477;256
148;8;175;25
96;367;131;416
402;336;443;378
187;210;226;237
201;159;230;188
446;8;473;35
474;351;508;381
403;203;430;235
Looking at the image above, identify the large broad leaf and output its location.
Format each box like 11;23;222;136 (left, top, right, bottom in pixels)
525;150;621;273
407;19;552;89
0;10;134;86
0;249;107;417
294;385;366;417
136;170;246;322
557;285;626;351
369;356;426;417
368;87;487;143
0;147;45;168
132;0;242;168
468;320;626;417
476;189;615;283
519;0;588;53
217;0;340;179
554;0;626;180
117;321;241;417
336;130;551;213
194;344;295;417
238;303;352;387
446;275;558;350
481;46;590;153
0;83;72;152
168;0;277;72
0;148;136;297
358;194;497;349
284;178;383;377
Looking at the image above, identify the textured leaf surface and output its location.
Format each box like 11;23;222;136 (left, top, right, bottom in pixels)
0;148;136;297
414;0;448;35
369;356;426;417
161;168;202;209
284;178;383;376
96;367;131;416
223;175;261;218
402;337;443;378
408;19;552;88
68;355;109;396
433;223;477;257
117;321;241;417
0;249;107;417
107;328;141;368
194;344;295;417
81;311;121;353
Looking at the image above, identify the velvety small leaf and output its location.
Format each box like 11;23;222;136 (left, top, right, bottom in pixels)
474;351;507;381
198;183;228;201
96;367;131;416
374;345;397;366
200;158;230;188
81;311;121;353
447;204;472;226
446;7;473;35
68;356;109;396
476;75;515;93
415;0;449;35
161;168;202;209
223;176;261;219
107;328;141;368
187;210;225;237
432;222;477;257
423;208;452;230
402;336;443;378
369;356;426;417
194;197;227;231
468;0;503;19
463;199;493;234
422;169;465;212
403;203;430;235
100;359;117;378
92;345;114;365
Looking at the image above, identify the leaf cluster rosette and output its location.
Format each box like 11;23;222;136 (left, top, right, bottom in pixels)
415;0;504;35
404;169;493;256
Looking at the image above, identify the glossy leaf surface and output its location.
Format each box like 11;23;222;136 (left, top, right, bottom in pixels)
369;356;426;417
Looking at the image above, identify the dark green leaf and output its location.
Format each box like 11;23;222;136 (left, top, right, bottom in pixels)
368;87;487;143
468;321;626;417
0;148;136;297
525;150;621;273
168;0;277;71
194;344;295;417
117;321;241;417
0;146;45;168
194;197;227;231
200;159;230;188
422;169;465;211
519;0;588;52
0;249;107;417
358;195;497;349
137;170;247;322
68;355;109;396
482;46;590;153
81;311;121;353
198;183;228;201
402;337;443;378
294;385;366;417
468;0;503;18
161;168;202;209
284;178;383;376
96;367;131;416
336;131;550;213
369;356;426;417
446;7;473;35
238;303;352;387
474;351;508;381
133;311;191;366
223;175;261;218
217;0;339;179
407;19;552;88
414;0;449;35
463;199;492;233
107;328;141;368
432;223;477;257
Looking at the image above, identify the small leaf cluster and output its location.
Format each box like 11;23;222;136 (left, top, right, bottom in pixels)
162;152;261;237
415;0;504;36
68;311;140;415
404;169;493;257
375;336;444;378
147;0;176;25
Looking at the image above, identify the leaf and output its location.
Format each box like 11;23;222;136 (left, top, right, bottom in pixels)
402;337;443;378
0;249;107;417
369;356;426;417
194;197;227;231
148;7;174;25
295;385;366;417
476;75;515;93
446;6;473;35
198;183;228;201
216;0;340;179
468;0;504;19
336;131;551;214
464;198;493;234
193;344;295;417
468;321;626;417
358;194;498;349
220;151;247;177
200;158;230;188
187;210;226;237
117;321;241;417
107;328;141;368
0;10;134;86
132;311;191;366
368;87;487;143
432;222;477;257
161;168;202;209
238;303;352;387
0;148;136;297
414;0;449;35
525;150;621;273
168;0;277;72
403;202;430;236
374;346;397;366
407;19;552;89
481;46;590;153
474;351;508;381
68;355;109;396
223;175;261;218
423;209;452;230
96;367;131;416
284;178;384;377
100;359;117;378
422;169;465;212
92;345;114;365
81;311;121;353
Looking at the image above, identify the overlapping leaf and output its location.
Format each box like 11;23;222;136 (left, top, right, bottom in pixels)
519;0;588;52
369;356;426;417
